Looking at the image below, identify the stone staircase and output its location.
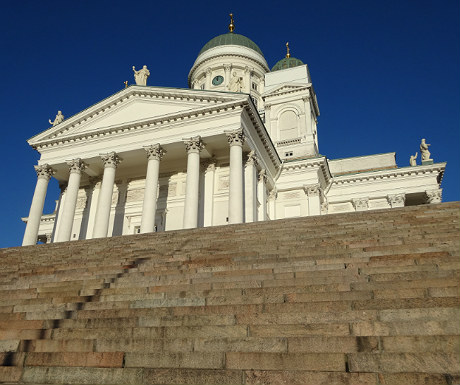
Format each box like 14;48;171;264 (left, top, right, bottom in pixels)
0;202;459;385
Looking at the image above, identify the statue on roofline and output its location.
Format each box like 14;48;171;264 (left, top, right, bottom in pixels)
49;111;64;126
132;65;150;86
420;138;432;161
409;152;418;167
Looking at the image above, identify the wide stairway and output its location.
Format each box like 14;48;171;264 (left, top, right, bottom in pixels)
0;202;459;385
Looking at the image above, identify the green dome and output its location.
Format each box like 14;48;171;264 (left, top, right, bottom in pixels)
198;33;264;57
271;57;304;72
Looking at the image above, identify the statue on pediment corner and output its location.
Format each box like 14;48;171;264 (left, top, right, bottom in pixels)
420;138;432;161
49;110;64;126
409;152;418;167
133;65;150;86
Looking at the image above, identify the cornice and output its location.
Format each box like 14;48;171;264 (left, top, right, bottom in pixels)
332;163;446;185
282;156;331;183
30;98;247;150
28;86;245;146
242;98;281;174
263;84;310;99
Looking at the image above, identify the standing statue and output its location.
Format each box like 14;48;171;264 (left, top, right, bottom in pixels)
420;138;431;161
228;72;244;92
409;152;418;166
49;111;64;126
132;65;150;86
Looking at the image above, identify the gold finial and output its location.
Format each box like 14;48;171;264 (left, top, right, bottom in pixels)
229;13;235;33
286;42;291;58
124;81;128;88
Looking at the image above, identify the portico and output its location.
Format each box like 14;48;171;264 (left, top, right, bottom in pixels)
22;86;279;245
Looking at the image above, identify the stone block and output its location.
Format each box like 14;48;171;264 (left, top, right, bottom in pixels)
288;336;379;353
249;323;350;337
0;366;22;383
125;352;224;369
226;352;345;371
24;352;124;368
348;352;460;374
0;339;20;352
351;320;460;336
376;372;460;385
22;366;144;384
381;335;460;353
142;368;244;385
244;370;377;385
194;337;287;353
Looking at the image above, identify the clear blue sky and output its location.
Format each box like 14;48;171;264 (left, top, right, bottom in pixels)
1;0;458;248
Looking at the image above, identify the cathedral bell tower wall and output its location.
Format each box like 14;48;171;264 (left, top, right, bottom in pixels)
263;65;320;160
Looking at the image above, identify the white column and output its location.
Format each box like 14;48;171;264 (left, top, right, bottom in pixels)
305;184;322;216
268;189;276;220
183;137;204;229
93;152;121;238
56;159;86;242
257;169;268;221
244;151;258;223
226;129;245;224
205;68;212;89
140;144;165;233
224;64;231;89
244;66;251;93
202;160;216;227
22;164;55;246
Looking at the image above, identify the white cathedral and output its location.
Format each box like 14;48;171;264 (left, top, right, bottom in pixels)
22;17;445;246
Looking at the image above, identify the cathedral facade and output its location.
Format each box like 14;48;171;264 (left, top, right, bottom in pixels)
22;19;445;246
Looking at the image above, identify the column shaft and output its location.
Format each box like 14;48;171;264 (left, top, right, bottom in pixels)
183;137;203;229
22;165;54;246
227;130;245;224
258;170;268;221
244;152;258;223
93;153;121;238
140;145;164;233
56;159;86;242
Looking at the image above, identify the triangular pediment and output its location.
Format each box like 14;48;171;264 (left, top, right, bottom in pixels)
263;83;309;97
29;86;245;145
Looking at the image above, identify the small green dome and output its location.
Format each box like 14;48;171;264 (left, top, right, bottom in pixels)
271;57;304;72
198;33;264;57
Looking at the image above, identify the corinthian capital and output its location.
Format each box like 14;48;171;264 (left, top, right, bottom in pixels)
425;189;442;204
226;129;245;147
145;144;166;161
34;164;55;180
67;158;87;174
245;150;258;167
184;136;204;153
100;152;121;169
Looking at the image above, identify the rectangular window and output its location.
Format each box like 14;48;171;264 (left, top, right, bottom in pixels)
252;82;258;91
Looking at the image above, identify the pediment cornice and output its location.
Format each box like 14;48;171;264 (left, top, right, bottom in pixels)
30;97;247;151
29;86;246;146
263;84;310;98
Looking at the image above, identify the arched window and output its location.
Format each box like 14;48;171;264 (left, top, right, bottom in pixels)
278;110;298;140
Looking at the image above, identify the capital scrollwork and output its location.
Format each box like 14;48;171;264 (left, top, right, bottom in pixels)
258;169;267;183
245;150;258;167
34;164;55;180
226;129;245;147
100;152;121;169
425;189;442;204
67;158;87;174
352;197;369;211
184;136;204;154
304;184;321;197
145;144;166;161
387;193;405;208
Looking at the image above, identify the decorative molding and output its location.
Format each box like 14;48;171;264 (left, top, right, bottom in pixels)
145;144;166;161
226;129;245;147
303;184;321;197
66;158;87;174
184;136;204;153
425;189;442;204
34;164;55;180
100;152;121;169
352;198;369;211
245;150;258;167
387;193;405;208
258;169;267;183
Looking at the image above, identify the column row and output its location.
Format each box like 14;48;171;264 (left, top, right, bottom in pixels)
23;129;264;245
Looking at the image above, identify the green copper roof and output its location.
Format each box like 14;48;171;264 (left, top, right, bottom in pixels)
271;57;304;72
198;33;264;56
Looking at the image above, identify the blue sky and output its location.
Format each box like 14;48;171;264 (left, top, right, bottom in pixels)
1;0;458;248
